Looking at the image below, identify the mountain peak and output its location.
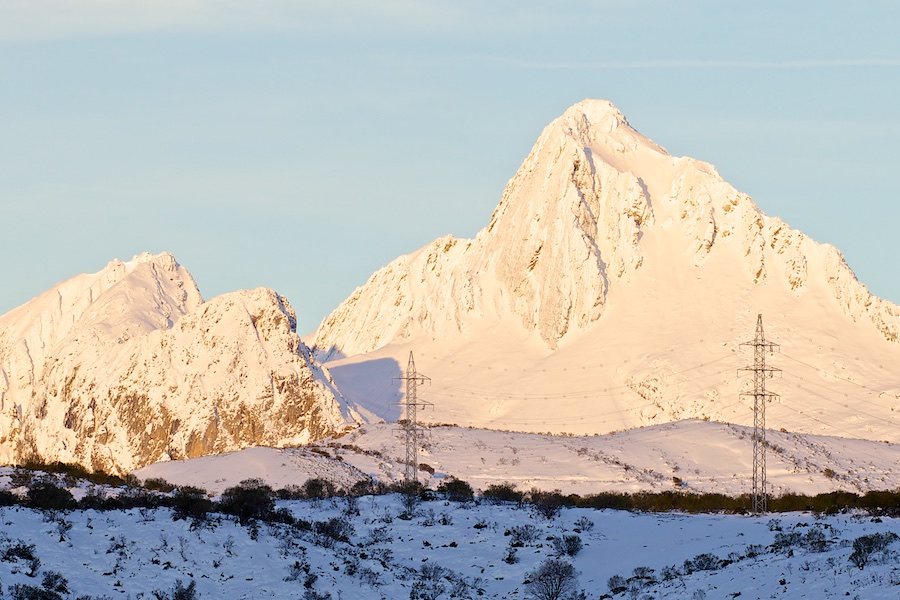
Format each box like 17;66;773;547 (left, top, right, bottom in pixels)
563;98;627;129
545;98;668;164
314;99;900;359
123;250;179;269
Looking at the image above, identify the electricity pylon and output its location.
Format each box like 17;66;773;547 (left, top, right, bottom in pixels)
740;314;780;515
395;352;431;482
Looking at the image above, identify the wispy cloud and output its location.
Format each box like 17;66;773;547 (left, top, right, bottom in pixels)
0;0;434;42
0;0;587;42
491;57;900;70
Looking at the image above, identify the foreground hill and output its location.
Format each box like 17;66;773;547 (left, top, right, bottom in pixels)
0;252;360;474
311;99;900;442
136;420;900;498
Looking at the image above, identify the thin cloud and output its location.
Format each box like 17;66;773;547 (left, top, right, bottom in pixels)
0;0;587;42
492;57;900;70
0;0;438;42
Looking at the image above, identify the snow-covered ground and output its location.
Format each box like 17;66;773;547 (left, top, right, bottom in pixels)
136;421;900;498
0;492;899;598
134;446;371;495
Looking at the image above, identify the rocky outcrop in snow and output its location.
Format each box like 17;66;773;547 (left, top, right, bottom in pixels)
0;253;357;474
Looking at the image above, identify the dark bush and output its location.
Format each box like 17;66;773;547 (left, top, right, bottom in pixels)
683;553;721;574
607;574;627;594
2;540;40;578
143;478;176;493
41;571;69;594
859;490;900;517
2;541;37;563
172;486;212;522
524;558;579;600
528;489;569;519
769;493;814;513
9;584;63;600
390;479;427;497
632;566;657;585
78;487;110;511
219;478;275;525
577;492;633;511
275;485;305;500
116;488;166;511
771;530;802;553
152;579;198;600
507;524;540;546
481;482;524;505
27;483;76;511
349;478;385;497
849;532;899;569
437;477;474;502
314;516;354;546
18;460;129;487
573;516;594;532
270;507;296;525
801;526;829;553
78;486;161;512
0;489;18;506
172;579;199;600
302;477;339;499
661;565;681;581
389;479;426;518
551;534;583;557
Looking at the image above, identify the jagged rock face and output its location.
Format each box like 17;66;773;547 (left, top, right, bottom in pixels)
313;99;900;357
0;253;356;474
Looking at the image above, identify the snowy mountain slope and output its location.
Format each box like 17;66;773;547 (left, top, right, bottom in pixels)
0;253;360;474
133;446;371;495
135;420;900;499
310;99;900;442
2;483;899;599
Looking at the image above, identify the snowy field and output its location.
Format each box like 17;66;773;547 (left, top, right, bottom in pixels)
1;493;899;599
136;421;900;498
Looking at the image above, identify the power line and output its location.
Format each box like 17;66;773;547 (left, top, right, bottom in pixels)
777;375;899;429
423;356;734;401
415;337;733;373
776;399;864;439
780;352;900;398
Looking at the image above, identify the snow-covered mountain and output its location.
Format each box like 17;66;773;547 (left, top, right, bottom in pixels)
311;99;900;442
0;252;359;474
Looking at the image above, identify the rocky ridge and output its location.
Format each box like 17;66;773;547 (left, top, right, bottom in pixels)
0;253;358;474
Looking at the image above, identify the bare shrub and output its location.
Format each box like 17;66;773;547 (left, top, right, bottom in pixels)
551;534;583;557
507;524;540;546
850;532;899;569
524;558;580;600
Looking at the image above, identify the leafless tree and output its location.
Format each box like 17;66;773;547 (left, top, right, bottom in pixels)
524;558;580;600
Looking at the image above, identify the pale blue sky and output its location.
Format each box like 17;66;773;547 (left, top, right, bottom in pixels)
2;1;899;334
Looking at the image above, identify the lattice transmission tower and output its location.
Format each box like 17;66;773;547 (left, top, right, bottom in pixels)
739;314;781;515
395;352;431;482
